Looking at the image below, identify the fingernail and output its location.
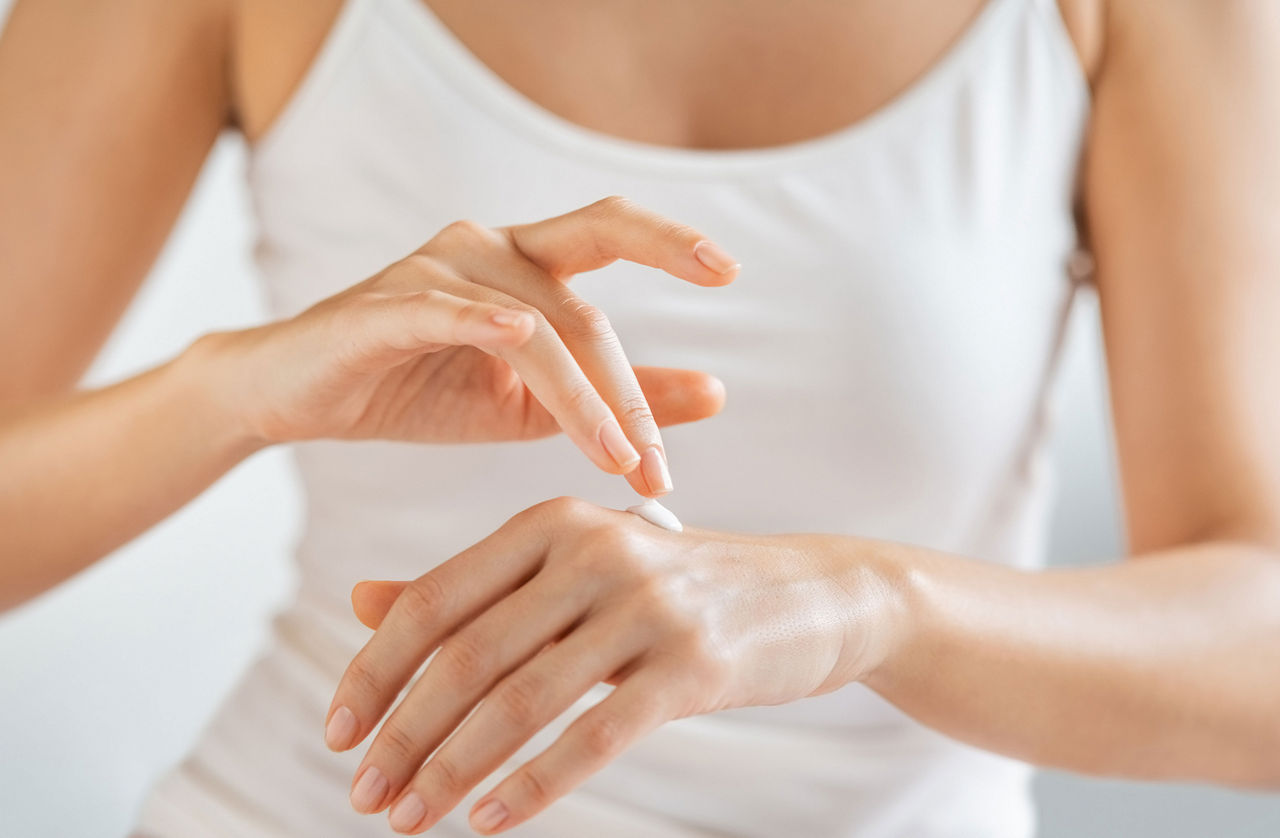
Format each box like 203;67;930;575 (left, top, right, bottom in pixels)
490;310;527;328
351;765;390;813
693;240;740;275
598;417;641;470
471;799;509;832
640;446;673;495
325;706;358;751
389;792;428;833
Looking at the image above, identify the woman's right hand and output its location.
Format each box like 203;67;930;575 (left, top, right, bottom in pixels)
203;197;740;496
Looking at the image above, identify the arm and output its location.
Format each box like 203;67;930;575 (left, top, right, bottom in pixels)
859;0;1280;786
0;1;736;610
0;0;241;607
324;3;1280;833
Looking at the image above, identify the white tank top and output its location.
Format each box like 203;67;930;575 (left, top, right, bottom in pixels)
137;0;1090;835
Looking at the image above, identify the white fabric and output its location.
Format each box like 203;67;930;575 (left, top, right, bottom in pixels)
135;0;1090;834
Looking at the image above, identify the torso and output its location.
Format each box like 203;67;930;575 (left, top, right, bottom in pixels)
137;1;1095;833
232;0;1104;150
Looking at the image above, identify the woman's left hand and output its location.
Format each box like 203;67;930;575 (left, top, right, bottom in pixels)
324;497;901;834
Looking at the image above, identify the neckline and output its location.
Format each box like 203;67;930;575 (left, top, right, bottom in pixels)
383;0;1019;178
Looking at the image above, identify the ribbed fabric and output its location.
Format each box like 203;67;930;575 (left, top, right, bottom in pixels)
136;0;1090;834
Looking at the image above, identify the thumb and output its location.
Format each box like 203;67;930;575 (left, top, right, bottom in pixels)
351;580;409;629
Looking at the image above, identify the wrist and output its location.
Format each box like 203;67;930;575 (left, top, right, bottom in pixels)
174;329;276;456
812;534;921;692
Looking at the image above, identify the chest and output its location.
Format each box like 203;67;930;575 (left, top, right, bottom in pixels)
420;0;992;149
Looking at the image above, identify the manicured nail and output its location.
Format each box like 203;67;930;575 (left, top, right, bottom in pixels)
640;446;673;495
471;799;509;832
350;765;390;813
388;792;428;833
693;240;740;275
491;310;527;328
598;417;641;470
325;706;358;751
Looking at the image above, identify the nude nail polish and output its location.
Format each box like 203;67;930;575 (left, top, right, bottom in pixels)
389;792;428;832
694;240;741;275
640;445;673;495
350;765;389;813
471;799;509;832
599;417;641;470
325;706;358;751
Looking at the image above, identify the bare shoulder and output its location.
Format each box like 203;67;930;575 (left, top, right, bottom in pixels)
231;0;345;142
1;0;232;98
0;0;238;397
1055;0;1106;83
1078;0;1280;554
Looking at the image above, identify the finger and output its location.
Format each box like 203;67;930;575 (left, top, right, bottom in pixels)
466;666;678;835
503;366;727;440
460;282;648;478
381;610;650;833
451;246;672;496
325;508;551;756
634;367;726;428
352;580;408;630
373;257;646;477
352;570;598;816
341;286;536;373
503;195;741;286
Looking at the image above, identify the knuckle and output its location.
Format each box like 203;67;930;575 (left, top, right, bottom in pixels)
411;287;447;306
578;710;628;759
376;720;422;764
563;382;604;415
538;495;596;523
397;575;448;628
447;299;487;338
614;394;655;429
658;218;701;245
515;764;556;807
397;252;445;281
437;218;491;245
437;632;493;692
342;655;384;698
425;753;467;796
492;673;546;728
527;496;603;547
556;299;613;342
589;195;633;217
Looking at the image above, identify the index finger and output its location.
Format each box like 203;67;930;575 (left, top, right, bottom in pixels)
502;195;741;285
324;507;550;753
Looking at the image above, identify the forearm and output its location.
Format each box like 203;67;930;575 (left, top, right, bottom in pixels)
840;538;1280;788
0;334;265;609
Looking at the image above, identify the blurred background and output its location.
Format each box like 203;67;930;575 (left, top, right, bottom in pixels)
2;9;1279;838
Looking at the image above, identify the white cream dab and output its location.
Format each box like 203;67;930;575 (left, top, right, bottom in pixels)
625;498;684;532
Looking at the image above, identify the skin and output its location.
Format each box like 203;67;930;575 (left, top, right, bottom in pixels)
2;0;1278;834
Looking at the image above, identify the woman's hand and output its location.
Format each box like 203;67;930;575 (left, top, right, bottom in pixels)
324;497;901;834
206;197;739;495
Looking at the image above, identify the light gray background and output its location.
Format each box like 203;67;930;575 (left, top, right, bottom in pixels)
2;12;1278;838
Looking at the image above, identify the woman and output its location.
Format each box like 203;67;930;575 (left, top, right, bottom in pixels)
2;0;1278;835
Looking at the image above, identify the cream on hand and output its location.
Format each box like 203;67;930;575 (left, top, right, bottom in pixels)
625;498;683;532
